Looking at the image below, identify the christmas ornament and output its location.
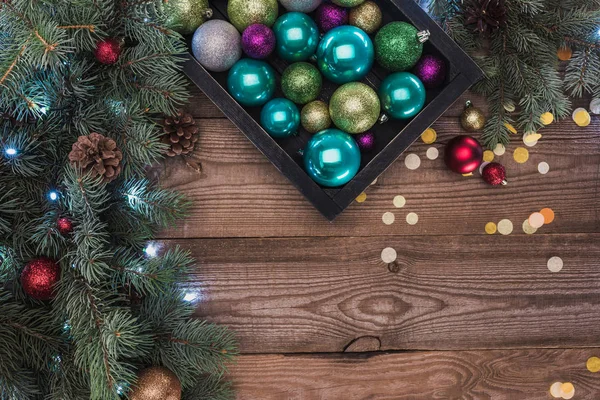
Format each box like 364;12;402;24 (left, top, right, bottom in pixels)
378;72;426;120
413;54;447;89
242;24;276;59
273;12;319;61
129;366;181;400
355;131;375;152
227;0;278;31
303;128;361;187
192;20;241;72
349;1;382;34
281;62;322;105
331;0;364;8
463;0;507;35
482;162;507;186
315;3;348;33
161;110;199;156
460;101;486;132
301;100;331;133
260;98;300;138
227;59;276;107
69;133;123;182
557;46;573;61
316;25;374;84
21;257;60;301
374;22;429;71
94;38;121;65
56;217;73;235
444;135;483;174
329;82;380;134
280;0;322;13
163;0;213;35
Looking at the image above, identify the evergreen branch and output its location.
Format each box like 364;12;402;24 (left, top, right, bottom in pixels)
57;25;97;33
0;42;28;86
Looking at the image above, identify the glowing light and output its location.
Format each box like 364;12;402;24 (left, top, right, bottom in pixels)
4;147;17;156
48;191;59;201
183;290;201;302
144;243;158;257
137;266;144;272
40;107;48;115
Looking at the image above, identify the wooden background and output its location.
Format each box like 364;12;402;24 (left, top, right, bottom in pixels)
158;86;600;399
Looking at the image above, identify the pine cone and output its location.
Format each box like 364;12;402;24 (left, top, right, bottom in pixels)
462;0;507;35
68;132;123;182
161;110;199;157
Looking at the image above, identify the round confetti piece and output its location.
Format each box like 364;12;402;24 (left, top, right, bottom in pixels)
485;222;497;235
590;98;600;115
503;101;516;112
540;112;554;125
497;219;513;235
382;212;395;225
547;256;563;272
393;195;406;208
573;108;591;127
421;128;437;144
561;382;574;395
538;161;550;175
523;133;542;147
381;247;397;263
528;212;545;229
522;219;537;235
504;122;517;134
550;382;564;398
406;212;418;225
356;192;367;203
557;46;573;61
426;147;439;160
371;178;378;185
586;356;600;373
513;147;529;164
493;143;506;156
479;161;490;175
562;390;575;400
404;153;421;170
540;208;555;224
483;150;494;162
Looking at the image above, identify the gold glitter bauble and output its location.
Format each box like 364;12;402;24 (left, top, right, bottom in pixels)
227;0;279;32
349;1;382;34
460;100;486;132
301;100;331;133
329;82;380;134
163;0;213;35
129;366;181;400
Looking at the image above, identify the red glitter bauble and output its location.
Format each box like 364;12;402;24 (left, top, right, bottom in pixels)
56;217;74;235
482;162;507;186
21;257;60;300
94;38;121;65
444;135;483;174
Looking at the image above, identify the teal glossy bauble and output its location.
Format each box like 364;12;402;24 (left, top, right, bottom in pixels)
273;12;320;61
260;98;300;138
378;72;426;119
303;128;361;187
227;59;276;107
316;25;374;84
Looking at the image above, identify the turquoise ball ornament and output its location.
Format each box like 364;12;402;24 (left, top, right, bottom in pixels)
273;12;320;61
378;72;426;120
316;25;374;84
227;59;276;107
260;98;300;138
303;128;361;187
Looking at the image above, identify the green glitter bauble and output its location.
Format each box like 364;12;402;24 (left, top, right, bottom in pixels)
281;62;322;105
227;0;279;32
349;1;382;34
163;0;213;35
331;0;365;7
329;82;380;134
375;22;426;71
301;100;331;133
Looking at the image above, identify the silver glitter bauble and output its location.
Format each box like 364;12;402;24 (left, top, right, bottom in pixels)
279;0;322;12
192;20;242;72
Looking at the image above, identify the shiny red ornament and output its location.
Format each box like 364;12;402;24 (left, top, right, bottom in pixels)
21;257;60;300
444;135;483;174
94;38;121;65
482;162;507;186
56;217;74;235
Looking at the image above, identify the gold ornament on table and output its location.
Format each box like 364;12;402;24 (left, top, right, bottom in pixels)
460;100;486;132
161;110;199;157
129;366;182;400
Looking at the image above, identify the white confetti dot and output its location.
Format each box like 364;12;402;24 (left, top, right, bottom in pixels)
393;195;406;208
522;219;537;235
404;153;421;170
493;143;506;156
381;247;397;263
591;98;600;115
529;212;545;229
426;147;439;160
382;212;395;225
406;212;419;225
538;162;550;175
550;382;563;398
547;256;563;272
563;389;575;400
497;219;513;235
371;178;378;185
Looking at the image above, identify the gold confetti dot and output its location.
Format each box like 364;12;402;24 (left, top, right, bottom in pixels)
547;256;563;272
381;247;397;263
540;112;554;125
393;195;406;208
504;122;517;134
523;133;542;147
513;147;529;164
522;219;537;235
540;208;555;224
406;212;418;225
573;108;591;127
587;356;600;373
538;162;550;174
503;101;516;112
497;219;513;235
426;147;439;160
421;128;437;144
485;222;497;235
529;212;545;229
493;143;506;156
382;212;395;225
562;389;575;400
404;153;421;170
356;192;367;203
561;382;575;399
483;150;494;162
550;382;563;398
462;172;473;177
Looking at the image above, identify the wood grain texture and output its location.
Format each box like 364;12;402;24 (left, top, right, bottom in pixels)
229;349;600;399
164;234;600;353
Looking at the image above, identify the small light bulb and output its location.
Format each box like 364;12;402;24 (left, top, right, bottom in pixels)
40;107;48;114
144;243;158;257
183;290;201;302
4;147;17;156
48;191;59;201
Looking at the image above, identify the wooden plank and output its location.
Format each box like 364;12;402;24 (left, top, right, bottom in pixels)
228;349;600;399
164;234;600;353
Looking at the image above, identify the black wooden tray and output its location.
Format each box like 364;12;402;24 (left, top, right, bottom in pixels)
183;0;483;220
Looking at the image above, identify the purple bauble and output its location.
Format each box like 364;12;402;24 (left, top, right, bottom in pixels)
413;54;447;89
355;131;375;152
242;24;276;59
315;3;348;33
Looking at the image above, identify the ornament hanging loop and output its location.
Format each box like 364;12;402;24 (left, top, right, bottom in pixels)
201;8;213;18
417;30;430;43
378;113;389;124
